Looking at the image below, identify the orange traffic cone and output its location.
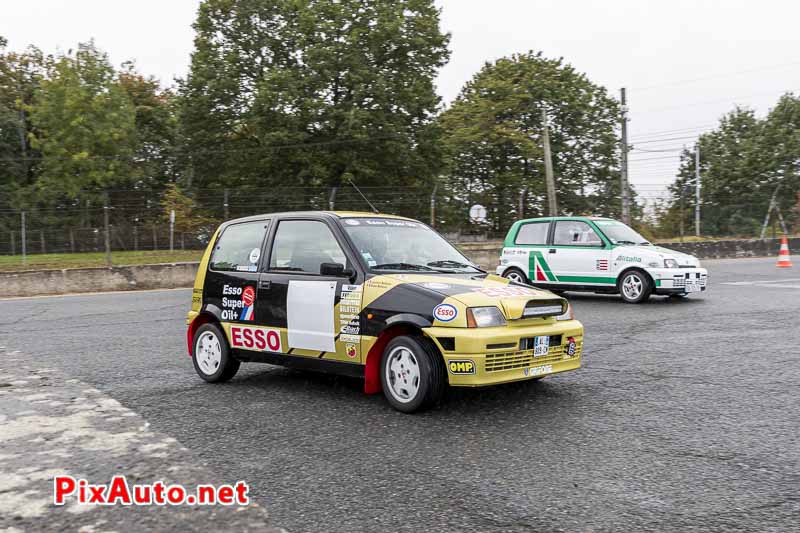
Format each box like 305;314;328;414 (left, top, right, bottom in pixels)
776;236;793;268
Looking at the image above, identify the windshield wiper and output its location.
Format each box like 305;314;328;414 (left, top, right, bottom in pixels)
639;241;652;245
427;260;485;272
373;263;438;271
614;240;637;245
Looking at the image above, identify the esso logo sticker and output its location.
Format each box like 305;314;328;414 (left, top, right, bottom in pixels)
230;325;281;352
242;286;255;307
433;304;458;322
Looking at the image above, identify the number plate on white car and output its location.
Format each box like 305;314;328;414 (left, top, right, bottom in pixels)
685;279;701;292
533;336;550;356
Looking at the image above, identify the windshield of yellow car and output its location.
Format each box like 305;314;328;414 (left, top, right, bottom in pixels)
341;218;482;273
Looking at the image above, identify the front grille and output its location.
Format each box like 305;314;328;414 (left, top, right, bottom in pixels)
484;341;583;372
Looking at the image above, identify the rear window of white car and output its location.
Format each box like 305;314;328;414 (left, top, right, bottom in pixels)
515;222;550;245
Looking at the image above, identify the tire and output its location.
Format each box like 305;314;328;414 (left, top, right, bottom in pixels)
617;270;652;304
502;267;530;285
192;322;240;383
380;335;446;413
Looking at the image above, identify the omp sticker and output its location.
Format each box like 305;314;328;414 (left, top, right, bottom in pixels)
230;325;281;352
523;364;553;377
248;247;261;264
344;219;361;225
448;360;475;375
433;303;458;322
474;286;538;298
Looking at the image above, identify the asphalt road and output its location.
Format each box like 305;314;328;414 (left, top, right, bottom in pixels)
1;257;798;532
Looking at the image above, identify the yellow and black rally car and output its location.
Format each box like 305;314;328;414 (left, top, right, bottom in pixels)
186;212;584;412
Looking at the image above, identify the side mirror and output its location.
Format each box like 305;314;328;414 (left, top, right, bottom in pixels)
320;262;355;278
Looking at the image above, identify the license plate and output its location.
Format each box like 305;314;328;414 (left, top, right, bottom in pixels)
533;335;549;356
526;364;553;377
685;280;701;292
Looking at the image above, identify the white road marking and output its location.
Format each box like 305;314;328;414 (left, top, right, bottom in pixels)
722;278;800;288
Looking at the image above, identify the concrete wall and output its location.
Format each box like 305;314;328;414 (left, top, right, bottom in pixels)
0;262;200;298
1;237;795;298
656;237;799;259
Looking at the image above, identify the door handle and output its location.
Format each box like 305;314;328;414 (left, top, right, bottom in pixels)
548;249;556;254
259;280;271;290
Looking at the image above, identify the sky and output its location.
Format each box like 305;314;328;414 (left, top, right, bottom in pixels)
2;0;799;205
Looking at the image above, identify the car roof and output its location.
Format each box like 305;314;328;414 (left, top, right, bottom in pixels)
515;216;616;223
220;210;417;227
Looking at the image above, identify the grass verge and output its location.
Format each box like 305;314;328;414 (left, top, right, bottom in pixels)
0;250;203;273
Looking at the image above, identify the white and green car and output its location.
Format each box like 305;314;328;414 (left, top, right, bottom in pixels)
496;217;707;303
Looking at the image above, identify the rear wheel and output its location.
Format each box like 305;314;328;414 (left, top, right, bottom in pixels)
618;270;652;304
192;323;240;382
503;267;529;285
380;336;445;413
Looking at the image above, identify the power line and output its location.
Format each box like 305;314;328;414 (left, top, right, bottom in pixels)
630;60;800;92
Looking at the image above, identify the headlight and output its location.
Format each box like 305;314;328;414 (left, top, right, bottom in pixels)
664;258;679;268
466;307;507;328
555;302;574;321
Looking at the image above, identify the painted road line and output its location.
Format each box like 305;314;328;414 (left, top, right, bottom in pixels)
722;279;800;288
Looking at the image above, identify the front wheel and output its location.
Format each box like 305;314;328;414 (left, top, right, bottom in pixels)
618;270;652;304
380;336;446;413
192;323;240;382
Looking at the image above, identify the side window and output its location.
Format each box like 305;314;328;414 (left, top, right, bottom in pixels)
209;221;269;272
515;222;550;245
269;220;347;274
553;221;603;246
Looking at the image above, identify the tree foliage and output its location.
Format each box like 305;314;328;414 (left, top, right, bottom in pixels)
438;52;622;232
180;0;450;212
658;95;800;237
27;41;137;201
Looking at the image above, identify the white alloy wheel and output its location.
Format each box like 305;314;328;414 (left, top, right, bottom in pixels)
622;273;644;300
195;330;222;376
505;270;526;283
384;345;421;404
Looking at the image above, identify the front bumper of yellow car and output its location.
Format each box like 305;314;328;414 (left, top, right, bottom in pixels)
424;319;583;387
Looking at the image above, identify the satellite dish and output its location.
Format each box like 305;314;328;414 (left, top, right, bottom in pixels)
469;204;487;223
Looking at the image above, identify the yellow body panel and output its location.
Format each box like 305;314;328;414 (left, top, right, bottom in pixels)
425;320;583;386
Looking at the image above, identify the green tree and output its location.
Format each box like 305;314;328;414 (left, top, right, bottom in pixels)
0;37;46;199
27;41;137;202
180;0;450;215
438;52;621;233
661;107;765;237
118;63;179;199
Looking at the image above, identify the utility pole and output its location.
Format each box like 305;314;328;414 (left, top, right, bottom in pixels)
169;209;176;252
103;196;111;266
620;88;631;225
20;211;27;265
695;143;701;237
679;185;685;242
542;108;557;216
429;183;438;227
223;188;230;220
519;186;528;219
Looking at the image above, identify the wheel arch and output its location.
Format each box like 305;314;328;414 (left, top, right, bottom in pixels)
363;322;441;395
616;266;655;292
186;306;223;357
